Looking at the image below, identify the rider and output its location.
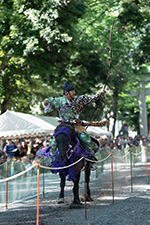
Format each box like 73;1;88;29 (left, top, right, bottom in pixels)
42;82;103;159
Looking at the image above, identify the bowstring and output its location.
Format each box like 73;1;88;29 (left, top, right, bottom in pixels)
86;20;115;129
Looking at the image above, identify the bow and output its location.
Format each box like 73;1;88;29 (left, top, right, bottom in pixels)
86;20;115;128
101;20;115;102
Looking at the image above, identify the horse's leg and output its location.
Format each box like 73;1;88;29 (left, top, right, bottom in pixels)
69;172;83;209
58;172;66;204
84;162;93;201
72;172;81;204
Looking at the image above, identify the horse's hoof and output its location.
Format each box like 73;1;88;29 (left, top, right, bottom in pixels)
80;194;94;202
58;198;64;204
86;196;93;202
69;202;83;209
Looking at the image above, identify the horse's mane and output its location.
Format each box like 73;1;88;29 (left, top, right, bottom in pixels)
55;123;75;133
55;123;77;144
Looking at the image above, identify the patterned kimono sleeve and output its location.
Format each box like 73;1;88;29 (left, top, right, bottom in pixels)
87;93;101;102
71;93;101;114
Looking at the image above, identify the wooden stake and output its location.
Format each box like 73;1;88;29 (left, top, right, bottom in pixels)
130;150;133;192
84;158;87;220
110;152;114;204
6;161;8;209
36;164;40;225
144;147;149;184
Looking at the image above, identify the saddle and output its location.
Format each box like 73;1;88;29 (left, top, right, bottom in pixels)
58;118;109;134
73;121;88;133
58;119;87;133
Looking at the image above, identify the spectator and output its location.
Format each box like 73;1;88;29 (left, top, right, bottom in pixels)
13;140;21;159
20;141;28;157
31;143;39;156
132;136;139;147
3;139;16;158
0;150;6;164
35;143;44;158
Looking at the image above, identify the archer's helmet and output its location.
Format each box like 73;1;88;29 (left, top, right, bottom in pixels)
63;82;74;94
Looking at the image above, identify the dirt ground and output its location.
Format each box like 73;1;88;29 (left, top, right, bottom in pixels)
0;161;150;225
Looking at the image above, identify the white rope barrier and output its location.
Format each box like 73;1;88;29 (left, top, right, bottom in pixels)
0;146;144;184
113;151;130;159
0;161;7;167
0;153;111;185
131;150;143;156
0;163;36;183
39;157;84;170
86;154;111;163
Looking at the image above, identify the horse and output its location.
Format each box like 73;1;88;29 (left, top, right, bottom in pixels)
50;123;97;208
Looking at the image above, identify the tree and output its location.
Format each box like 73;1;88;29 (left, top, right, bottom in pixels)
118;0;150;68
0;0;86;114
117;0;150;134
69;0;135;135
1;0;149;138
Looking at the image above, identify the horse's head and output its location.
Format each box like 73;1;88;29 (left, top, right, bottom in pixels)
55;133;69;161
55;124;76;162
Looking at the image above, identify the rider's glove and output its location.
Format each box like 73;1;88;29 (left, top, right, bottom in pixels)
42;98;51;113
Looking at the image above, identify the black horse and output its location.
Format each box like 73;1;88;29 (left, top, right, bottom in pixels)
51;123;96;208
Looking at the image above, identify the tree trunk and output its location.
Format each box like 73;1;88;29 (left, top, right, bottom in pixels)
0;54;8;114
0;54;7;72
110;93;118;137
1;99;9;114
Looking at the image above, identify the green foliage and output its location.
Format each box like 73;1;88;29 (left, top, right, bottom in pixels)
118;0;143;29
0;0;86;113
118;0;150;66
118;92;140;131
0;0;149;136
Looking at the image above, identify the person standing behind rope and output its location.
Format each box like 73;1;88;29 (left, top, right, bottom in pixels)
3;139;16;158
42;82;103;158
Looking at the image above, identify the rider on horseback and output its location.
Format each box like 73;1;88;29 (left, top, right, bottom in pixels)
42;82;103;159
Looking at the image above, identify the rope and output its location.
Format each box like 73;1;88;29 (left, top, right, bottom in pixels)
39;157;84;170
113;151;130;159
0;153;111;184
0;145;143;184
131;150;143;156
0;161;7;167
0;163;36;183
86;154;111;163
111;146;129;153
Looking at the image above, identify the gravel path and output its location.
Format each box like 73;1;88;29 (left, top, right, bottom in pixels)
0;161;150;225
